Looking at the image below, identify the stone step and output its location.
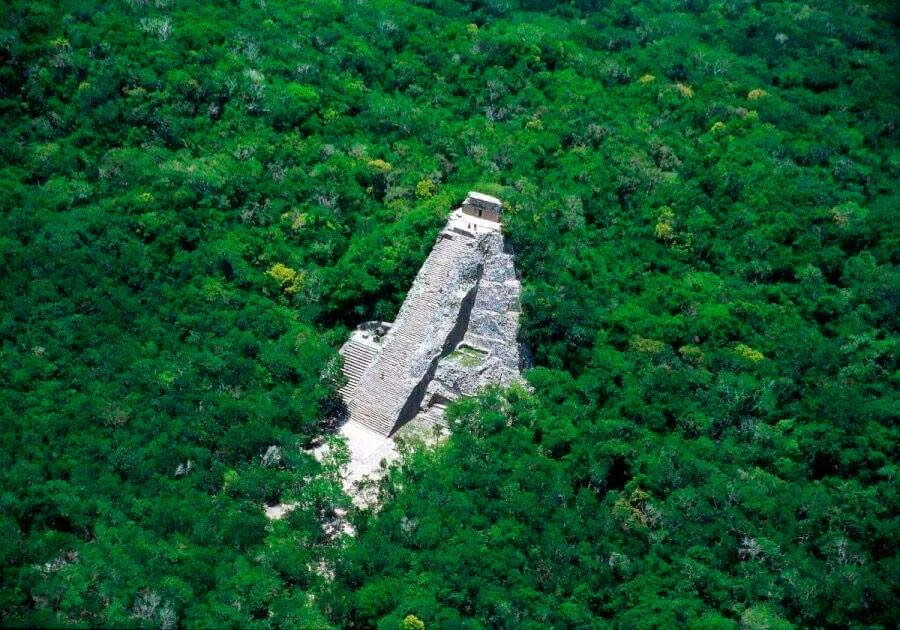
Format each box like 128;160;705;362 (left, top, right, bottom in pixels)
347;400;396;433
345;355;375;366
339;341;380;394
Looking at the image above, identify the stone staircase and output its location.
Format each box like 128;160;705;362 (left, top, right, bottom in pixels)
422;403;447;425
346;231;475;435
338;340;379;398
409;403;448;430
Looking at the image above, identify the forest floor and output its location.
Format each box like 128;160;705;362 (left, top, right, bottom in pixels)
326;421;399;504
263;416;446;520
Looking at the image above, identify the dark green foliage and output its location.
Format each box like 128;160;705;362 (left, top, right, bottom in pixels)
0;0;896;627
332;382;896;627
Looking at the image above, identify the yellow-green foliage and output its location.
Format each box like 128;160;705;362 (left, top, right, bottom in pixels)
679;345;705;364
367;158;392;172
735;343;764;362
828;202;864;229
415;179;436;199
830;206;850;227
267;263;302;294
613;488;658;531
449;346;487;367
281;211;309;231
639;73;655;84
675;82;694;98
402;615;425;630
747;88;768;100
631;336;665;354
654;206;676;241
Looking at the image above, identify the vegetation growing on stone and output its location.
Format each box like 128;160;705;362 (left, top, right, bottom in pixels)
448;346;489;367
0;0;896;628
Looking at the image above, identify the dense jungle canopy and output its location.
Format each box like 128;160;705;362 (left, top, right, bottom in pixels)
0;0;897;627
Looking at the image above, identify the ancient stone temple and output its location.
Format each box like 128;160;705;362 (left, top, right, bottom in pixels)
338;193;522;438
461;191;502;222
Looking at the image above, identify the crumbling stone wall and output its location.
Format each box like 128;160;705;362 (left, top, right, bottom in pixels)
421;231;523;418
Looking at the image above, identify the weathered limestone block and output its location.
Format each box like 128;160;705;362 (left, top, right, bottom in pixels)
473;281;518;313
467;310;516;341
